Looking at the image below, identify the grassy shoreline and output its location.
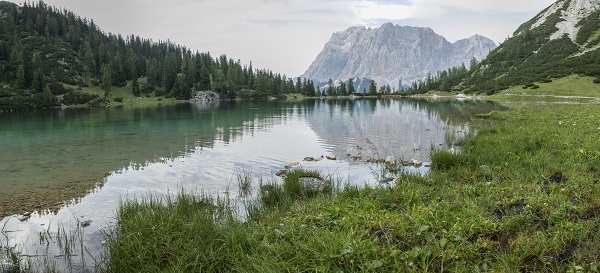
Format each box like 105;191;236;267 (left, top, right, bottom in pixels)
100;103;600;272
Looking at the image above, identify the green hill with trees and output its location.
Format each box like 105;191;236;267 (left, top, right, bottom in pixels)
0;1;317;111
406;0;600;95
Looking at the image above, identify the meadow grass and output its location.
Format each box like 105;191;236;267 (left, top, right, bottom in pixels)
81;81;181;107
499;74;600;98
101;103;600;272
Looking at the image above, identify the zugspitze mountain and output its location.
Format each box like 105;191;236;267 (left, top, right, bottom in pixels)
301;23;497;89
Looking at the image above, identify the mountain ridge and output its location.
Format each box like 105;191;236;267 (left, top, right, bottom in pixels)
301;23;497;89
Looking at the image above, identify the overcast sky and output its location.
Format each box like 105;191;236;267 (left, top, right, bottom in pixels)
9;0;556;77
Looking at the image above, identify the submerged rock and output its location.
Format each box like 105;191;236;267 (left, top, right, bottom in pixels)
0;261;17;273
351;155;363;161
80;220;92;227
378;177;394;184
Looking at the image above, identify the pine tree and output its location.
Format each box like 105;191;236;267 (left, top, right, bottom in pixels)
163;52;178;92
32;67;44;92
42;83;54;106
15;65;26;88
368;80;377;95
170;76;181;98
327;79;334;96
295;77;301;93
132;77;140;97
348;78;355;95
101;64;112;99
339;81;347;96
198;65;211;91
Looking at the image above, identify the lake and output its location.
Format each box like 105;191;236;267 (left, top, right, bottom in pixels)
0;98;504;271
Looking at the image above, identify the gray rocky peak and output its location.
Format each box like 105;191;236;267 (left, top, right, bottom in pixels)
301;23;497;89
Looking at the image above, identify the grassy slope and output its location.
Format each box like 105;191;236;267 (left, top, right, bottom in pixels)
499;75;600;98
81;82;181;107
104;103;600;272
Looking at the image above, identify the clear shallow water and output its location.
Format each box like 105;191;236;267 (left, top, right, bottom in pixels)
0;98;505;271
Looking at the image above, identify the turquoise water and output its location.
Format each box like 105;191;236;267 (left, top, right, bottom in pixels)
0;98;504;271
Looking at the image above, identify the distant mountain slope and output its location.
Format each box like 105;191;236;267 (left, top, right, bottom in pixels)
301;23;497;90
460;0;600;93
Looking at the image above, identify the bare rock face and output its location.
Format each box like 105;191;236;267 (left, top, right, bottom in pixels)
528;0;600;41
301;23;497;89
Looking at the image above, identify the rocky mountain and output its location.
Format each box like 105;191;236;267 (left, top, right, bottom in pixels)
457;0;600;93
301;23;497;90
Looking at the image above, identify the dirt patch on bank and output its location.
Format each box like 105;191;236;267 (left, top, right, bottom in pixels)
0;176;107;219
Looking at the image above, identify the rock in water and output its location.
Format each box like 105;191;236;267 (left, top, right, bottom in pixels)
0;261;17;273
326;154;337;160
80;220;92;227
412;160;423;168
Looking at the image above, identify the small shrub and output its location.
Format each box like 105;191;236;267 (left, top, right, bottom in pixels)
49;82;69;95
141;84;155;94
593;78;600;84
531;84;540;89
113;97;123;103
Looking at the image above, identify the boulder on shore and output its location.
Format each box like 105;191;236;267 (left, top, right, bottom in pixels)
190;91;220;102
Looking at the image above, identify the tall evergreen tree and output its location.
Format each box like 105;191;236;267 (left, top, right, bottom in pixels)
15;65;26;88
132;77;140;97
348;78;355;95
32;67;44;92
368;80;377;95
339;81;347;96
101;63;112;99
327;79;335;96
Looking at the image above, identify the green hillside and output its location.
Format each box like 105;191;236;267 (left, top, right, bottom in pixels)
407;0;600;95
